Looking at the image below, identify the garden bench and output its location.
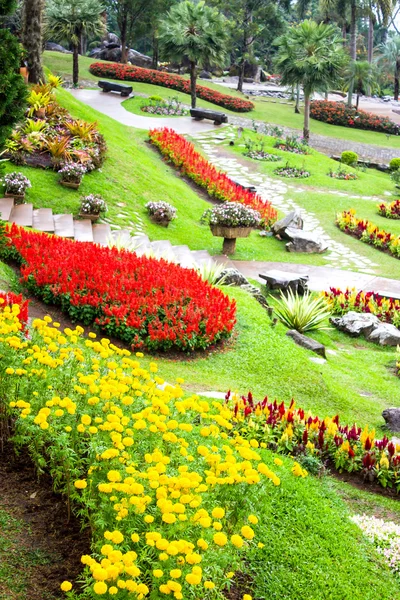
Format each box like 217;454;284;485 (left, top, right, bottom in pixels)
259;269;309;295
375;290;400;302
190;108;228;125
232;181;257;193
98;80;133;97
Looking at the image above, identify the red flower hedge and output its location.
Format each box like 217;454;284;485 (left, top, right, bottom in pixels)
149;128;277;227
310;100;399;135
3;224;236;352
0;291;29;329
89;62;254;113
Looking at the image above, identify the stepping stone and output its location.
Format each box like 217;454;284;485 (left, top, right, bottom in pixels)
0;197;14;221
9;203;33;227
74;219;93;242
53;213;74;238
33;208;54;232
151;240;173;257
92;223;111;246
191;250;213;263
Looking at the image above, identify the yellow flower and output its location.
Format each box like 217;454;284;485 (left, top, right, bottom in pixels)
185;573;201;585
248;515;258;525
211;507;225;519
213;532;227;546
153;569;164;578
144;515;154;523
170;569;181;579
60;581;72;592
243;595;252;600
74;480;87;490
241;526;254;540
204;581;215;589
231;534;244;548
93;581;108;594
273;457;283;466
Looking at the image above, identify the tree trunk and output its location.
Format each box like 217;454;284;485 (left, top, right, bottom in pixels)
349;0;357;60
73;43;79;87
152;32;159;70
395;60;400;101
367;14;373;63
22;0;44;84
356;92;360;110
190;60;197;108
295;83;300;114
237;59;245;93
303;91;311;142
120;17;128;64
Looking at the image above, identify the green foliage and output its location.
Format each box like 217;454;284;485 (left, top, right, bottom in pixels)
0;30;27;148
273;290;332;333
341;150;358;165
389;157;400;171
390;168;400;186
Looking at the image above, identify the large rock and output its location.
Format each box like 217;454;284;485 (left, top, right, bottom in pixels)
286;330;326;358
272;210;303;238
259;269;309;295
127;49;152;67
382;408;400;432
200;70;212;79
366;323;400;346
89;45;152;68
330;311;380;337
240;283;270;310
45;42;71;54
285;228;328;253
216;268;249;287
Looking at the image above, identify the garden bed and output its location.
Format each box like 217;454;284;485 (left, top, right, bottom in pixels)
310;100;399;135
336;210;400;259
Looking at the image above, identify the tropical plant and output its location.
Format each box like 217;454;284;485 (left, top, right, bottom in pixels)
46;0;106;86
158;1;229;108
65;119;97;141
45;136;71;163
345;60;376;109
273;289;332;333
27;89;51;117
377;36;400;101
47;74;63;88
275;20;347;141
23;118;48;134
196;260;230;286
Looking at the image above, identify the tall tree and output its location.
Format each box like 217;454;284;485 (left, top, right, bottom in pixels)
22;0;44;83
0;0;27;147
345;59;376;108
275;20;347;140
46;0;105;86
107;0;148;63
158;1;228;108
378;36;400;100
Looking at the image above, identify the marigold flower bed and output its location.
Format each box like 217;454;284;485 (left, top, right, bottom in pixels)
89;62;254;112
310;100;399;135
323;287;400;328
336;209;400;259
2;224;236;352
2;307;284;598
149;128;277;227
230;391;400;491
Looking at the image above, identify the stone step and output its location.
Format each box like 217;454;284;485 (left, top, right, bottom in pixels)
74;219;94;242
150;240;174;258
111;228;132;248
33;208;54;232
92;223;111;246
0;197;14;221
9;203;33;227
191;250;214;266
53;213;74;238
130;234;150;249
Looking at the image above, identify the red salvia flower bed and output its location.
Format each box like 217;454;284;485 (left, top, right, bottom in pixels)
3;224;236;352
89;62;254;113
149;128;277;227
310;100;399;135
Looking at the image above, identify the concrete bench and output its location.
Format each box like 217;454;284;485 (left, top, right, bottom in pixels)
190;108;228;125
259;269;309;295
98;80;133;97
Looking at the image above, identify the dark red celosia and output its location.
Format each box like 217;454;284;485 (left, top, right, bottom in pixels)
4;224;236;352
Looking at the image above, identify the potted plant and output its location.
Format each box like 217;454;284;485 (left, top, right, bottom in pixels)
145;201;177;227
3;171;31;203
58;162;86;189
202;202;261;254
79;194;107;221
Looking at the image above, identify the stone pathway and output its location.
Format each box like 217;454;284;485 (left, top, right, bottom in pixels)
193;129;379;274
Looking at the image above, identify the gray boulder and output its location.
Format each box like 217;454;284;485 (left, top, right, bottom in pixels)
89;45;152;68
285;228;328;253
366;322;400;346
216;268;249;287
382;408;400;432
286;329;326;358
200;70;212;79
127;48;152;67
330;311;380;337
45;42;71;54
272;210;303;238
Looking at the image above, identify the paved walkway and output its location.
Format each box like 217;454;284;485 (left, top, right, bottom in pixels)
69;89;221;134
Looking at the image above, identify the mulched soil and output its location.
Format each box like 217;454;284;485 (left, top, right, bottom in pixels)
0;443;90;600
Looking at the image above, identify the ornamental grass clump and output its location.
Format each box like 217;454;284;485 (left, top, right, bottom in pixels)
201;202;261;228
3;171;31;195
273;289;331;333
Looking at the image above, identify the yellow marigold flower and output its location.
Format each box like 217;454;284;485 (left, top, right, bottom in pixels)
93;581;108;595
131;533;140;543
185;573;201;585
231;534;244;548
153;569;164;578
170;569;181;579
162;513;176;524
60;581;72;592
159;552;169;561
107;470;122;482
243;595;252;600
144;515;154;523
197;538;208;550
257;542;264;548
159;584;170;594
227;571;234;578
89;332;96;338
81;414;91;426
213;532;227;546
204;581;215;589
74;479;87;490
110;531;124;544
211;507;225;519
241;526;254;540
248;515;258;525
273;457;283;467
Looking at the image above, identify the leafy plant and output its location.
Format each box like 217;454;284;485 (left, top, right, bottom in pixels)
65;119;97;141
341;150;358;166
389;157;400;171
196;260;229;286
45;136;72;163
27;90;51;117
47;74;63;88
23;118;48;134
273;289;331;333
390;168;400;186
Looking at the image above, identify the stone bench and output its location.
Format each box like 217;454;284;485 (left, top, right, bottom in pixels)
98;80;133;97
259;269;309;295
190;108;228;125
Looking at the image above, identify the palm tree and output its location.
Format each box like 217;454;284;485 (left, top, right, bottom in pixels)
46;0;105;87
275;20;347;141
22;0;44;83
345;60;376;109
158;1;228;108
378;36;400;101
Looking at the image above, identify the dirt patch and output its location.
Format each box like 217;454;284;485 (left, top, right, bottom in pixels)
0;443;90;600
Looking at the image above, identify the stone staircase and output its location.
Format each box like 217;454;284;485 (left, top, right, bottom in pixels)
0;198;216;270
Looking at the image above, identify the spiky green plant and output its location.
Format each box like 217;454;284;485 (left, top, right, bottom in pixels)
273;290;332;333
196;260;229;286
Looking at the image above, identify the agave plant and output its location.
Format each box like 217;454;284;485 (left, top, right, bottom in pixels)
273;290;331;333
196;260;229;285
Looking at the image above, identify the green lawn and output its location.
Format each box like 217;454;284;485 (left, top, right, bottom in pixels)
43;51;400;149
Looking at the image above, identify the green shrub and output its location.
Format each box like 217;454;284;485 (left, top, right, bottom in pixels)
390;168;400;186
341;150;358;166
149;95;164;102
273;290;331;333
389;157;400;171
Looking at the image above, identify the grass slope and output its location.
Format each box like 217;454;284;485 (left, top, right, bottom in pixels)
43;51;400;149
